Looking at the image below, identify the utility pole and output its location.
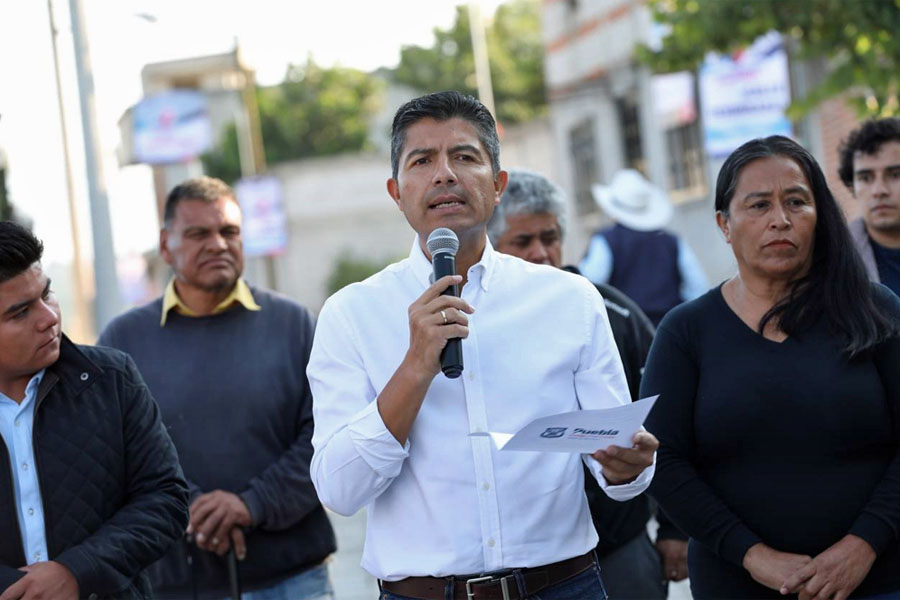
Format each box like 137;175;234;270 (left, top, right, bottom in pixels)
468;2;496;119
68;0;121;331
48;0;93;342
233;44;278;291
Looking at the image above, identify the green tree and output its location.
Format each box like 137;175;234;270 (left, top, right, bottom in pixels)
638;0;900;118
325;251;396;296
391;0;546;124
203;59;384;183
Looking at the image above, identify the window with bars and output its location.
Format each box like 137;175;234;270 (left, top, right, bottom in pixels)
615;96;646;176
568;119;600;216
665;121;706;199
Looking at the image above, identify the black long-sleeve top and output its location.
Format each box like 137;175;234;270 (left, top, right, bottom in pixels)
642;284;900;598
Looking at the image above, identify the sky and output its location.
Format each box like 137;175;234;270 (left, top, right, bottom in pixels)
0;0;504;263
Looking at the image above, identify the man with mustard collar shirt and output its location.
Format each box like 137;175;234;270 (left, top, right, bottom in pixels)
99;176;336;599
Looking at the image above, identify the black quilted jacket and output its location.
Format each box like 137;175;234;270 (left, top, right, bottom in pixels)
0;337;189;599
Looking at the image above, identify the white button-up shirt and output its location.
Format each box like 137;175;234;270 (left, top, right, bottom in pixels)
308;239;654;581
0;370;49;565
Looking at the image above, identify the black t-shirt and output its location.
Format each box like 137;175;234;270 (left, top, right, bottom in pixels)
643;284;900;598
871;238;900;298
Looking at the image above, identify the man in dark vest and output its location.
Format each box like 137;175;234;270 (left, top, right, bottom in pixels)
99;177;336;599
579;169;708;325
487;169;689;597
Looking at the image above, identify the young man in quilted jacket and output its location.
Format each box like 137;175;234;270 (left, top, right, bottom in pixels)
0;221;188;600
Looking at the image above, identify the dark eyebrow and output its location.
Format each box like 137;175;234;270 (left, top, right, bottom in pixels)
404;148;434;163
855;164;900;174
450;144;483;157
743;185;811;202
783;186;812;196
3;279;51;317
742;191;773;202
405;144;484;163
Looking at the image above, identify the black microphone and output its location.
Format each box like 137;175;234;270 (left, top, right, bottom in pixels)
426;227;463;379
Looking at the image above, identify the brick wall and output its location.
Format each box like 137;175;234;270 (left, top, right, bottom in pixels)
817;97;861;220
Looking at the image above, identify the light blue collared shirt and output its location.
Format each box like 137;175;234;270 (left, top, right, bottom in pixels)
0;370;50;565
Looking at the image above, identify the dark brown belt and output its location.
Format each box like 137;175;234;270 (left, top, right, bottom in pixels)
379;551;595;600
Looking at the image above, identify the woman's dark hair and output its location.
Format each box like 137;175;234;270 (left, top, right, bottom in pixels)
716;135;897;356
0;221;44;284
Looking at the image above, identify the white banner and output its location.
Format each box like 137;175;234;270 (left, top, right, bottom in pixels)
133;90;212;165
699;32;792;159
234;175;288;257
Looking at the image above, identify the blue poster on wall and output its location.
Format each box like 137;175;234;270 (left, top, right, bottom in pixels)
235;175;288;257
133;90;212;165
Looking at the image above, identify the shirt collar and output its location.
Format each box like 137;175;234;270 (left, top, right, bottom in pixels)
160;278;261;326
408;234;496;293
0;369;45;408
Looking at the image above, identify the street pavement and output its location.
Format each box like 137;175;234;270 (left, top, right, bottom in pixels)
328;509;378;599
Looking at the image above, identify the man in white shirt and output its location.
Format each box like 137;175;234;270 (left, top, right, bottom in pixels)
308;91;658;600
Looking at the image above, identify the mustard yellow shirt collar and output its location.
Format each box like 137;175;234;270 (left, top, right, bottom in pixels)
160;278;261;326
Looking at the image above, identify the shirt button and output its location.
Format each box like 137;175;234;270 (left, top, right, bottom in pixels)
482;482;490;491
487;539;495;548
34;552;41;560
80;372;89;381
21;463;28;471
14;419;20;427
28;508;34;516
467;372;475;381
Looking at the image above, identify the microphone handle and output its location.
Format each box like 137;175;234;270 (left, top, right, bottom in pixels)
432;253;464;378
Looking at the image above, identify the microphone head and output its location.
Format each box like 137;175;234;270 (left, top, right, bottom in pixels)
426;227;459;257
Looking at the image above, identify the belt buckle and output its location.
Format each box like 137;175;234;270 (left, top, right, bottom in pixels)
465;575;513;600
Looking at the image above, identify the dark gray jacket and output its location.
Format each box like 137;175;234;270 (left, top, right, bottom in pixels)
0;337;189;599
850;217;881;283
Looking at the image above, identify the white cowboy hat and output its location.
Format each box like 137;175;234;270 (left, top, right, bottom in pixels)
592;169;673;231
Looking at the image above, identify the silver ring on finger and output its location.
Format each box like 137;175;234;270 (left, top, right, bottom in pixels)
440;309;449;325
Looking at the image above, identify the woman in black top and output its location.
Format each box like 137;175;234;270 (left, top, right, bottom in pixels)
643;136;900;599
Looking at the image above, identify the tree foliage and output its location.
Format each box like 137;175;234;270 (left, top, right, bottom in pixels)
638;0;900;118
391;0;546;124
326;251;395;296
203;59;383;183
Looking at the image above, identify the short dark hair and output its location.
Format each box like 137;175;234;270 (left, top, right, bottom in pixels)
488;169;568;246
390;91;501;179
0;221;43;284
716;135;897;356
837;118;900;189
163;176;235;228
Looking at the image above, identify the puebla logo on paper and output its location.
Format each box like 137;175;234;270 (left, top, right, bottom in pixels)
540;427;567;438
571;428;619;439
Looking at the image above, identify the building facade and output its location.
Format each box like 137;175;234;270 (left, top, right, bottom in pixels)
541;0;862;286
